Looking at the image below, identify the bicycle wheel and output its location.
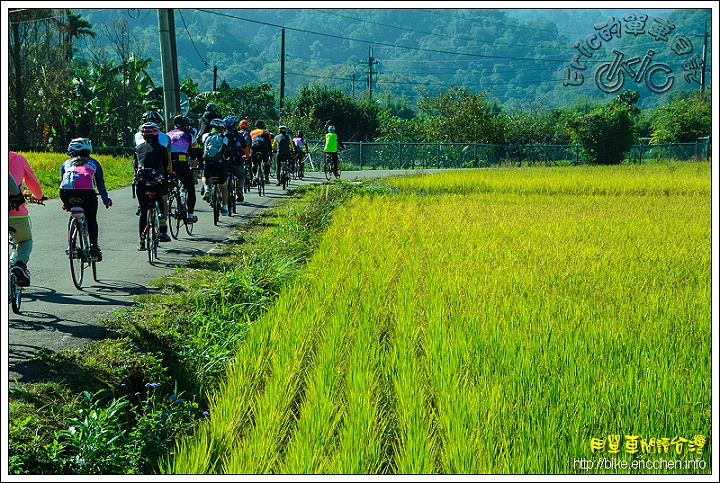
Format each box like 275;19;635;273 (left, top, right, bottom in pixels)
257;165;264;196
69;220;85;289
168;192;180;240
146;207;158;264
10;272;22;314
336;160;342;179
212;185;220;225
324;156;332;181
227;174;236;216
282;165;289;190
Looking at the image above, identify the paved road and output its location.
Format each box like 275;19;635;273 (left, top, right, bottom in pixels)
5;169;438;387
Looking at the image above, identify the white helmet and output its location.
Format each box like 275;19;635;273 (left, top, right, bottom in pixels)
68;138;93;155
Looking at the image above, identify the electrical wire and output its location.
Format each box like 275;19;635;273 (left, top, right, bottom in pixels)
178;9;211;69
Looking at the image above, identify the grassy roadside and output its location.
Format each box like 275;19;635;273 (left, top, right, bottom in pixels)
14;151;135;200
8;178;371;474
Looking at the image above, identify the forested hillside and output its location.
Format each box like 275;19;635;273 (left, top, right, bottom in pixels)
78;7;712;111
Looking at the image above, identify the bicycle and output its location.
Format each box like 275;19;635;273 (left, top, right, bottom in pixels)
252;151;266;196
324;152;342;181
141;188;162;264
65;196;99;289
279;157;291;190
243;158;253;194
208;176;222;225
296;152;306;180
167;175;193;239
226;168;237;216
9;231;22;314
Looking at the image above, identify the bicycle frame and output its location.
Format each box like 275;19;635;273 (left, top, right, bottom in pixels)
168;177;193;239
209;177;222;225
142;190;161;263
67;204;97;289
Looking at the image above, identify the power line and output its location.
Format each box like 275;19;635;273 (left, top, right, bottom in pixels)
178;9;211;69
194;9;567;64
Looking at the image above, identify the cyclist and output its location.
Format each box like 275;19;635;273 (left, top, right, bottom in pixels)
9;152;45;286
196;103;222;142
59;138;113;262
201;117;230;216
293;130;309;178
238;119;253;185
134;111;171;214
135;122;171;250
250;120;272;184
223;115;247;202
272;125;296;186
135;113;172;238
197;104;222;199
167;115;199;224
324;125;345;177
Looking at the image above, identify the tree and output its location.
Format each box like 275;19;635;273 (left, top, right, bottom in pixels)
416;86;500;143
566;93;637;165
282;85;380;141
646;90;712;144
9;8;62;150
59;9;96;61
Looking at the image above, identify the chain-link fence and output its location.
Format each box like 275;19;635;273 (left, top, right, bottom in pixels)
303;139;710;171
22;139;709;169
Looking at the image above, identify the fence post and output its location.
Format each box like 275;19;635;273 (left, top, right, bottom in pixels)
398;142;401;170
575;144;579;166
437;143;441;169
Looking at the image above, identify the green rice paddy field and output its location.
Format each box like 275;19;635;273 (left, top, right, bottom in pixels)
166;162;711;474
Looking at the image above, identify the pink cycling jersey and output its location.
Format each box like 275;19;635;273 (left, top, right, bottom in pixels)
60;157;111;205
9;151;43;218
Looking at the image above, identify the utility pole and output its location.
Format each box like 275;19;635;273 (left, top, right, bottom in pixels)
158;9;179;131
280;28;286;111
360;46;378;99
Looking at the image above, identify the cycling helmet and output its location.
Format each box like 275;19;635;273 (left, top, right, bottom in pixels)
206;103;218;112
279;125;288;131
173;115;190;129
142;111;164;124
210;118;226;130
255;120;265;129
239;119;250;129
224;115;239;128
140;122;160;137
68;137;93;155
328;125;335;133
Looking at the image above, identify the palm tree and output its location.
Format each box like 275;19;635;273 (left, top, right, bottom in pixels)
60;9;96;61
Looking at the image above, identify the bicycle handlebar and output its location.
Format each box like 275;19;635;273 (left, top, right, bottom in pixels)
22;192;47;205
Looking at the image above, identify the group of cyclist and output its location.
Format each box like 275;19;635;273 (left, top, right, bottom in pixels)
8;102;344;285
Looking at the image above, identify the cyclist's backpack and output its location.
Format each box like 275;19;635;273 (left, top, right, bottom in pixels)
203;132;225;162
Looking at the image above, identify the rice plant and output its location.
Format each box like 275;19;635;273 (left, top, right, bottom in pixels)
165;162;711;475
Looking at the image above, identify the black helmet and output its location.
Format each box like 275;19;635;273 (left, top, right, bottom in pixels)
173;115;190;129
206;103;218;112
142;111;164;124
255;120;265;129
